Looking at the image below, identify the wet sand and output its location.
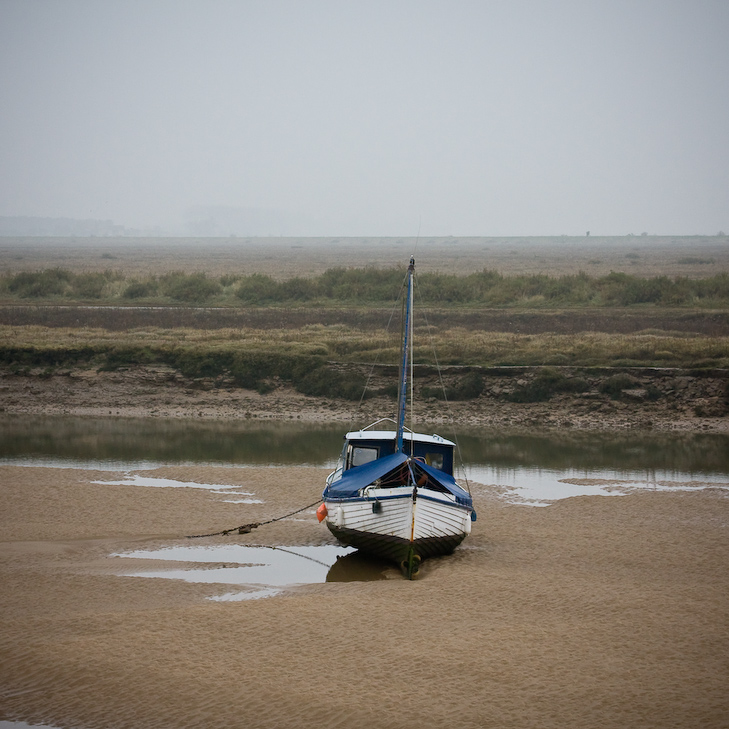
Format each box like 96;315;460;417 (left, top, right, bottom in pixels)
1;464;727;728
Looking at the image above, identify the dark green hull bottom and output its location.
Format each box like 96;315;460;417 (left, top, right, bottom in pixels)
326;524;466;579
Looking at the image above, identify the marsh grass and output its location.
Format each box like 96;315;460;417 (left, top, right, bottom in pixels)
2;324;727;375
2;267;729;308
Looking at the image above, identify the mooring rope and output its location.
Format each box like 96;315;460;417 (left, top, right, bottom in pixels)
185;498;323;539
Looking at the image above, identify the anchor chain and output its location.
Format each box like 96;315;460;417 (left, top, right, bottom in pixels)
185;499;323;539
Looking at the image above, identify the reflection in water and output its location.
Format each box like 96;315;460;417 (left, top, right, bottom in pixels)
113;543;387;599
455;429;729;475
0;415;345;467
326;551;391;582
1;414;728;476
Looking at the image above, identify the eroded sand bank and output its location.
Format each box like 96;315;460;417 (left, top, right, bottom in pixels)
2;366;728;432
1;465;728;729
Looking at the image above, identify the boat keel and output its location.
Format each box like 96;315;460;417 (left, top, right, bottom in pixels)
400;547;421;580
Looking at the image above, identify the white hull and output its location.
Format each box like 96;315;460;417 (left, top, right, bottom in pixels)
324;486;471;566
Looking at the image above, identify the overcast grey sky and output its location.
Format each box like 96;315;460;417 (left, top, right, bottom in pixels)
1;0;727;236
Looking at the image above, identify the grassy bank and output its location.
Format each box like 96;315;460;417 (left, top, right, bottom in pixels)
2;265;727;403
3;323;728;368
2;324;727;402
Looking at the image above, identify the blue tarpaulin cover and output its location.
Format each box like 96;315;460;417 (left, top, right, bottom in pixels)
412;459;473;507
324;452;407;499
324;451;472;508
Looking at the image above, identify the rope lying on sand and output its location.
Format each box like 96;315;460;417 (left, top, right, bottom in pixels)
185;499;323;539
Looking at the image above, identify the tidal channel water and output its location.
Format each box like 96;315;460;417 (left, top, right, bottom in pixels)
2;414;728;497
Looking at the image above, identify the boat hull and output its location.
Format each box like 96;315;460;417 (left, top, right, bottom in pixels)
323;488;472;576
325;522;467;565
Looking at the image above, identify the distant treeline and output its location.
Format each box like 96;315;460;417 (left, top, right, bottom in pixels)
1;267;729;307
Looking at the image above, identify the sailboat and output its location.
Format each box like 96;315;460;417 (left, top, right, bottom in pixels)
319;257;476;578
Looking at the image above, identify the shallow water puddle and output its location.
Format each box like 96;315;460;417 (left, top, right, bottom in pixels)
92;474;263;503
90;472;729;509
467;466;729;506
113;544;388;600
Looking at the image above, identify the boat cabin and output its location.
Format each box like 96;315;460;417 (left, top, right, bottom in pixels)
330;428;456;483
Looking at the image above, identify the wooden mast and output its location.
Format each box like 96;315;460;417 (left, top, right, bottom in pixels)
396;257;415;454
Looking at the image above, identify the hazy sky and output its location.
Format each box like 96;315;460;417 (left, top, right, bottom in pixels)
1;0;727;236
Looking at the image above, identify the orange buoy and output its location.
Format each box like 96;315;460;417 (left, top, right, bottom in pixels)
316;503;328;522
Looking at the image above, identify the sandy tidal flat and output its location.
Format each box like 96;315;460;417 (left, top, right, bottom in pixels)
1;464;728;729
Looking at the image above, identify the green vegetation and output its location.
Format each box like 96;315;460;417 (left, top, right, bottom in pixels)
505;368;590;403
294;367;371;400
598;373;641;400
0;335;361;398
422;371;486;401
2;325;728;371
6;268;123;300
2;267;729;308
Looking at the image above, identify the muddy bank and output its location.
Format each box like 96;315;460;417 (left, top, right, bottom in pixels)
0;464;727;729
1;364;727;432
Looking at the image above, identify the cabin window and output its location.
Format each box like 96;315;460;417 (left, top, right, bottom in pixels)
425;452;444;470
350;446;379;468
